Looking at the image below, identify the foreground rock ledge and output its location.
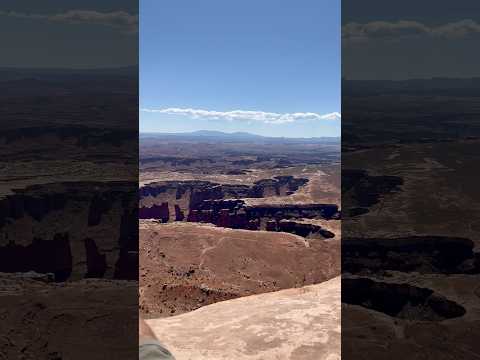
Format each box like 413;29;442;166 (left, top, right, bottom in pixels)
148;276;340;360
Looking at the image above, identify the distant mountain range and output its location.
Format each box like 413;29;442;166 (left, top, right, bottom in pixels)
183;130;265;139
140;130;340;143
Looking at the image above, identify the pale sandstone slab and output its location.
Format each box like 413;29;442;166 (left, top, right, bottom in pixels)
148;276;340;360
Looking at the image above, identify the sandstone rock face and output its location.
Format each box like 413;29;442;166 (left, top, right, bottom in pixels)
139;202;169;222
0;182;137;281
140;176;309;209
138;177;325;223
139;167;341;242
174;205;185;221
247;219;260;230
265;219;278;231
0;68;139;358
140;185;339;239
148;276;340;360
140;137;341;358
139;222;340;317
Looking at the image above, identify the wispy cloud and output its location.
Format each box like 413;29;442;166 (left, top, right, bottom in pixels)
0;10;138;33
141;107;341;124
343;19;480;41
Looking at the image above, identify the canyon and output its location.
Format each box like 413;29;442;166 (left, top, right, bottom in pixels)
0;181;138;281
140;222;339;317
139;133;341;359
341;80;480;359
0;67;138;359
139;176;339;239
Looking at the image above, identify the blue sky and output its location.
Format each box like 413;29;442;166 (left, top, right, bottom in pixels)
0;1;137;68
343;0;480;80
140;0;340;137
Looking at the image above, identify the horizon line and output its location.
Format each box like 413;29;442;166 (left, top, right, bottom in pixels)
139;130;341;139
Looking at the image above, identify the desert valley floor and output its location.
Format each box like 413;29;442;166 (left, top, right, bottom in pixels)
139;132;341;359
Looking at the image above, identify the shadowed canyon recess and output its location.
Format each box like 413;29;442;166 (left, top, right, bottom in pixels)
139;134;341;327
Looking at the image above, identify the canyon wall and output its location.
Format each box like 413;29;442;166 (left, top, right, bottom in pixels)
0;182;138;281
139;176;339;239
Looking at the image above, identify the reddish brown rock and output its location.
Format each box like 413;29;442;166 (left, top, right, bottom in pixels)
266;220;278;231
247;219;260;230
174;205;184;221
149;277;341;360
139;222;340;318
216;209;231;228
139;202;169;223
231;209;248;229
200;210;214;223
186;210;200;222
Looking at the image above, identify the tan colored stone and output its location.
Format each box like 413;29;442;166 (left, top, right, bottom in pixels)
148;276;340;360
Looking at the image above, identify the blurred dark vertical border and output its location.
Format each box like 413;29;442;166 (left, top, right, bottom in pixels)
0;1;138;359
342;0;480;358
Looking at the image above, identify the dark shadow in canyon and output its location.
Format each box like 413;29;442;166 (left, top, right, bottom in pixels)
342;236;479;275
139;176;339;239
343;278;466;321
0;233;72;281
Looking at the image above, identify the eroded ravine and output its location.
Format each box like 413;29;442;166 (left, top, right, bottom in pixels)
139;176;339;240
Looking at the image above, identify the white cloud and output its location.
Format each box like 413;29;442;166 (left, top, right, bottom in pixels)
141;107;341;124
343;19;480;41
0;10;138;33
434;19;480;38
